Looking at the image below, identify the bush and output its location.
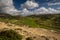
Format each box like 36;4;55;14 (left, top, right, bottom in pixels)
26;37;33;40
0;30;22;40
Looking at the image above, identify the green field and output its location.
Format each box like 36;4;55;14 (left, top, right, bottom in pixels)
0;14;60;30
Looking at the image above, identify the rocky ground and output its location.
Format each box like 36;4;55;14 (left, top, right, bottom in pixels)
0;22;60;40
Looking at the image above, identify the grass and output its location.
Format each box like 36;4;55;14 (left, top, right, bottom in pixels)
0;30;22;40
0;14;60;30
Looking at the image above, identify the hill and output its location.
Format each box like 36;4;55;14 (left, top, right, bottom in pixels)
0;22;60;40
0;13;60;40
0;13;60;30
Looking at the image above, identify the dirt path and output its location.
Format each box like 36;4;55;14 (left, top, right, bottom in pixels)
0;22;60;40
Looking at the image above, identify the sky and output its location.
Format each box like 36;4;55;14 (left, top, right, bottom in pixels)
13;0;60;9
0;0;60;16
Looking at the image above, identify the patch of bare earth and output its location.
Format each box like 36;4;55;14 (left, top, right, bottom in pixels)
0;22;60;40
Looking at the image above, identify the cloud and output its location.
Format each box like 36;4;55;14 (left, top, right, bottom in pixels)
21;7;60;16
20;8;34;16
48;2;60;6
57;7;60;10
0;0;20;16
33;7;60;15
21;0;39;9
0;0;60;16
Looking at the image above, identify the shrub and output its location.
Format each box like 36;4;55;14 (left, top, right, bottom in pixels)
0;30;22;40
26;37;33;40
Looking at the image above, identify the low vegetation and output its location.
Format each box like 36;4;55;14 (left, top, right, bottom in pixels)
0;30;22;40
0;14;60;30
26;37;33;40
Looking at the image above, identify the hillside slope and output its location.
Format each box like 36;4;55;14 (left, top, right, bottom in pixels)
0;22;60;40
0;14;60;30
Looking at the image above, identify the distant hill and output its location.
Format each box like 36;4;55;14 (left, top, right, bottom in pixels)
0;13;11;17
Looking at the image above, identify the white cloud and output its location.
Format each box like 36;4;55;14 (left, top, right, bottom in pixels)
21;0;39;9
20;8;33;16
20;7;60;16
48;2;60;6
57;7;60;10
33;7;60;15
0;0;60;16
0;0;19;16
